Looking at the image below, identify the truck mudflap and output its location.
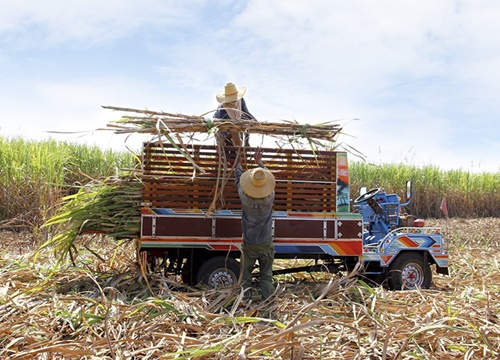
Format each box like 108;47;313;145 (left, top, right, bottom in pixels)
436;266;450;275
362;227;449;270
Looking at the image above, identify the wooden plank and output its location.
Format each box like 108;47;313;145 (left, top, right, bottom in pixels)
142;184;334;194
215;218;242;237
274;219;324;238
155;217;213;237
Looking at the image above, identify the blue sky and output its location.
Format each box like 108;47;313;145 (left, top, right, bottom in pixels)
1;0;498;173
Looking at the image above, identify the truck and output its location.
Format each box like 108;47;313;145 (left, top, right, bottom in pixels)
138;141;449;290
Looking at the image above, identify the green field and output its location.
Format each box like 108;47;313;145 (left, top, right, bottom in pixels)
0;137;137;230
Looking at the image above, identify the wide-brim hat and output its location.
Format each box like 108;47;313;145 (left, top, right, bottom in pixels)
240;167;275;198
216;82;246;103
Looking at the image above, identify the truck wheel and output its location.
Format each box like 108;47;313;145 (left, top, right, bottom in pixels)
196;256;240;289
388;252;431;290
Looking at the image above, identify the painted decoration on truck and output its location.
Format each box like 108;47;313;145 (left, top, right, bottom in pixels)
336;152;350;213
140;238;363;257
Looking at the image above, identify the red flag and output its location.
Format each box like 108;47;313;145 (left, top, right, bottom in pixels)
440;196;449;218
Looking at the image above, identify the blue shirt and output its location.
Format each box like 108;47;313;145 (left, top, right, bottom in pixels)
235;164;275;245
214;98;254;120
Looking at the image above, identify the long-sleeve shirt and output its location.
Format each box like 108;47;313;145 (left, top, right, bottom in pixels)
235;164;275;245
214;98;254;147
214;98;254;120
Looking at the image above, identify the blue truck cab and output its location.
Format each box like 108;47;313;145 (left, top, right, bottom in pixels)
354;181;449;289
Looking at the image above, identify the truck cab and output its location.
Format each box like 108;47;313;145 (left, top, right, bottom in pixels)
354;181;449;289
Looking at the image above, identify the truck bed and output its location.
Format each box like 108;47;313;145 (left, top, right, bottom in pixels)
139;142;361;257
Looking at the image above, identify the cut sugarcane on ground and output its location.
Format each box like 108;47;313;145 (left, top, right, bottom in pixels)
36;174;142;269
1;218;499;359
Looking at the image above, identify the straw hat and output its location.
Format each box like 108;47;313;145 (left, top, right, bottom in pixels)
240;167;275;198
216;82;246;103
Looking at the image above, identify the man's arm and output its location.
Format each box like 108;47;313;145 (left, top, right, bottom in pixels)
229;131;242;146
214;105;228;119
235;155;243;188
241;98;255;120
254;148;265;168
236;148;265;188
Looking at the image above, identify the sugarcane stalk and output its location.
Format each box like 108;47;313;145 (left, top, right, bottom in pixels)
103;105;344;143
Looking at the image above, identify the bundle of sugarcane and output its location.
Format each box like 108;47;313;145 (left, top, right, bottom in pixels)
102;105;344;144
37;174;142;268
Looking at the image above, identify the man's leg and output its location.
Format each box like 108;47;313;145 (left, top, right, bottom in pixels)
258;243;275;299
240;243;257;296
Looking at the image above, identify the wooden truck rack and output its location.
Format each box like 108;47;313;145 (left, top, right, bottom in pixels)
141;142;343;213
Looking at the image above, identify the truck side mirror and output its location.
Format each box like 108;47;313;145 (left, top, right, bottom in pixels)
405;180;413;203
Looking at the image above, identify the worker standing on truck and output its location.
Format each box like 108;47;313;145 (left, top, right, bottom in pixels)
214;82;254;150
235;149;276;300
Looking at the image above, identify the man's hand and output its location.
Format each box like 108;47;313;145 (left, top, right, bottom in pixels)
254;148;263;165
229;131;242;147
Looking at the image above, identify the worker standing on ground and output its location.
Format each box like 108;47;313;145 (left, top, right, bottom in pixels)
235;149;276;300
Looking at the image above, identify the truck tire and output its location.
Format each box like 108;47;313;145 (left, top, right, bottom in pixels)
388;252;431;290
196;256;240;289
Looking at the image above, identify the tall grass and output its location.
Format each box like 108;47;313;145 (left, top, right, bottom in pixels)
350;161;499;218
0;136;137;230
0;136;498;231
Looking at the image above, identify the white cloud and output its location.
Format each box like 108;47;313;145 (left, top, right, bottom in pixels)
0;0;202;48
217;0;500;172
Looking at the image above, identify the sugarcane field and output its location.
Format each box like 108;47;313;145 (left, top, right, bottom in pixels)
1;105;499;360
